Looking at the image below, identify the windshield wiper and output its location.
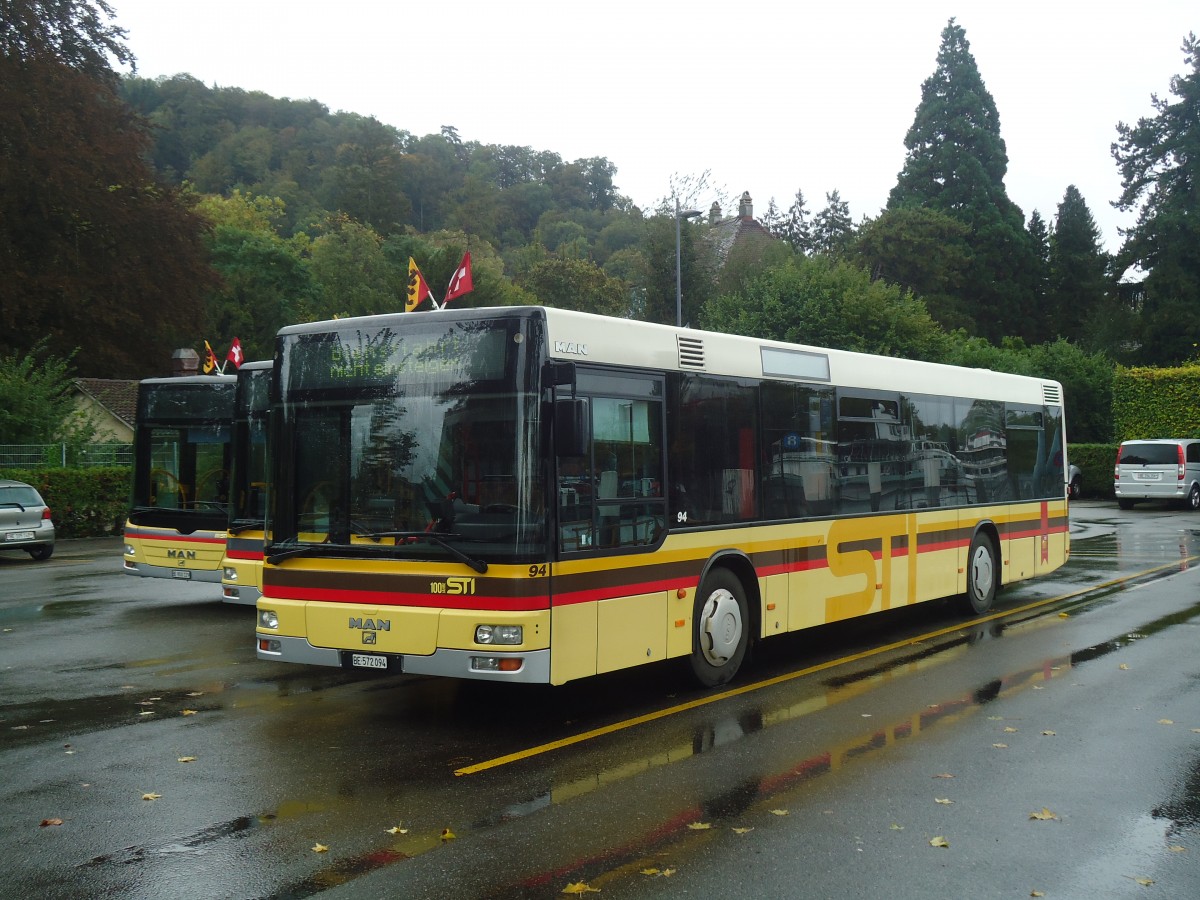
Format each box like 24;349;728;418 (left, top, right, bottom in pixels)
265;543;321;565
229;519;265;535
361;531;489;573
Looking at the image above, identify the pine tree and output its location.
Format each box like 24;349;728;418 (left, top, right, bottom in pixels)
1026;210;1051;342
811;190;853;257
1112;33;1200;365
1047;186;1109;346
888;18;1036;343
779;189;813;254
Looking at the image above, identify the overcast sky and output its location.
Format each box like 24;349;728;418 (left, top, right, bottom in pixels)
110;1;1195;253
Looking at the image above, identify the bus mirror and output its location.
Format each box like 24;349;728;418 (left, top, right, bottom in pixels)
544;360;576;391
555;398;590;457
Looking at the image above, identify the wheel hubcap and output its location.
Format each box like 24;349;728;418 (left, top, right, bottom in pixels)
699;588;742;666
970;545;994;600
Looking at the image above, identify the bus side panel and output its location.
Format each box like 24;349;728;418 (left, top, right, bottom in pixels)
913;511;963;604
596;591;668;674
1003;500;1068;583
759;573;788;637
551;603;597;684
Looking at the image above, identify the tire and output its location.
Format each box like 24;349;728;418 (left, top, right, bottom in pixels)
959;532;997;616
27;544;53;561
1068;477;1082;500
689;568;750;687
1117;499;1135;510
1187;485;1200;511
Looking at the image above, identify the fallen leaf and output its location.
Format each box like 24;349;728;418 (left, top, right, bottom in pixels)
930;836;950;848
640;868;660;876
687;821;712;830
1033;685;1044;690
933;773;956;779
186;691;205;697
1132;877;1154;886
1058;612;1070;618
732;827;754;834
660;868;676;877
1192;729;1200;734
1042;730;1056;736
1029;808;1058;821
141;792;161;801
769;809;789;816
138;711;155;717
1031;891;1045;897
440;828;456;841
1168;845;1186;853
561;882;600;895
311;843;328;853
993;743;1008;749
987;716;1004;721
40;818;64;827
181;709;198;716
1119;663;1129;670
889;824;904;831
177;756;196;763
935;798;954;805
386;825;408;835
1158;719;1174;725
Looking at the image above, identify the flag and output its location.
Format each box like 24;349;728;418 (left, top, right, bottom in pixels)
202;340;217;374
226;337;244;369
406;257;431;312
444;252;474;305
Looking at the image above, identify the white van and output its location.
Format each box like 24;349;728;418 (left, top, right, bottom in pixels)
1114;438;1200;510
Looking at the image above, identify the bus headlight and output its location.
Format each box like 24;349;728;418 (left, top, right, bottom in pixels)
125;544;136;556
259;609;279;629
224;567;237;580
475;624;522;645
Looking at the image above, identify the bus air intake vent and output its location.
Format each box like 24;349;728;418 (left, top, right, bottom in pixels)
678;336;705;369
1042;383;1062;405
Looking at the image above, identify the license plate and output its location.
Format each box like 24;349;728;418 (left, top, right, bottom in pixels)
351;653;388;670
5;531;34;542
1134;471;1161;481
171;569;192;580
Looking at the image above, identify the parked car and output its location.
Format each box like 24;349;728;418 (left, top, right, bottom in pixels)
1113;438;1200;510
0;479;55;560
1068;464;1083;500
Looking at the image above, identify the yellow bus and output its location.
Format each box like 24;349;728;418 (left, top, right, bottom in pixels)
256;307;1069;685
221;360;271;605
123;374;236;583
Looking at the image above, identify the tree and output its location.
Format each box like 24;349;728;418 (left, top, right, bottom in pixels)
1025;210;1051;342
888;18;1036;343
0;340;95;445
0;0;214;376
519;257;629;316
700;256;950;362
1112;33;1200;365
305;217;397;319
776;189;813;254
1047;186;1110;346
811;190;854;257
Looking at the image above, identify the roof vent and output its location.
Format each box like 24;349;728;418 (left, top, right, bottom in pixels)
678;336;705;370
1042;383;1062;405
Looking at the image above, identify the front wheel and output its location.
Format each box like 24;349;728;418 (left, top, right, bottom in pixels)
1186;485;1200;511
959;533;997;616
689;569;750;687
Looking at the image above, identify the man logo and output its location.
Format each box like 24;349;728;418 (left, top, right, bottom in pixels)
362;631;377;645
348;618;391;631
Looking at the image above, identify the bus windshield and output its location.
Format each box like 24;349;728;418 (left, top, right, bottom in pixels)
269;318;544;565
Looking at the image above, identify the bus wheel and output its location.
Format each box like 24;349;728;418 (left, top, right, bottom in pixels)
689;569;749;687
960;533;997;616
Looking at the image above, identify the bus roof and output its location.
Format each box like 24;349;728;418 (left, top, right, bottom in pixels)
276;306;1062;407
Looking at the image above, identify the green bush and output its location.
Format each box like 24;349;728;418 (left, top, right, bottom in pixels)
0;467;130;538
1112;365;1200;442
1067;444;1116;499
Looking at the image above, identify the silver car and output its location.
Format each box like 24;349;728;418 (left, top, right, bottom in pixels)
1114;439;1200;510
0;479;55;560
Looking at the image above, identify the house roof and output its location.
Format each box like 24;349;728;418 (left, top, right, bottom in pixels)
704;191;779;266
73;378;139;429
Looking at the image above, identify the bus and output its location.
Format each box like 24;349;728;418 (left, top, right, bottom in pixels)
255;307;1069;686
123;374;236;583
221;360;272;605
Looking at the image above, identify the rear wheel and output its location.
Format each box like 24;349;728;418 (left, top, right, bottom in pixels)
1187;485;1200;511
1117;499;1135;510
689;569;750;687
959;533;997;616
27;544;53;561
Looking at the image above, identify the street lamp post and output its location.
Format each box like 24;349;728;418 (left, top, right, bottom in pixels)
675;198;702;327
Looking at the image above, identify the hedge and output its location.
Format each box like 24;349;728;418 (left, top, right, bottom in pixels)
1112;365;1200;442
1067;443;1115;500
0;467;130;538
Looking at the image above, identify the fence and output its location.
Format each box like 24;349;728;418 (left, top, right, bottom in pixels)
0;443;133;469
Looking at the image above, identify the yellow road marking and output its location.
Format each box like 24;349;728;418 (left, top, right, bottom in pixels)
454;556;1198;776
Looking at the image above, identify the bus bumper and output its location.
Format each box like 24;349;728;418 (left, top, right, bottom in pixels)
255;633;552;683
